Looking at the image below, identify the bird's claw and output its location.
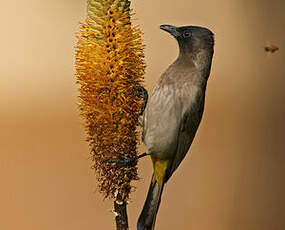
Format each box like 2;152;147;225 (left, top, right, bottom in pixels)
108;157;137;167
133;86;148;115
108;152;149;167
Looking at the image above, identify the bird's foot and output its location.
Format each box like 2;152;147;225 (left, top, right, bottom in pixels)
109;152;149;167
133;86;148;115
109;157;137;167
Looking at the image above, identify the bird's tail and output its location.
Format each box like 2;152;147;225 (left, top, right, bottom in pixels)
137;174;164;230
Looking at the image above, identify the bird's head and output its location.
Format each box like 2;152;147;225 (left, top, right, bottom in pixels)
160;24;214;56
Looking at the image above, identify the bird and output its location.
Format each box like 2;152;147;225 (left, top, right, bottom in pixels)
137;24;215;230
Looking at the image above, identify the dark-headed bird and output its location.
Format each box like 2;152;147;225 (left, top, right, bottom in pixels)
137;25;215;230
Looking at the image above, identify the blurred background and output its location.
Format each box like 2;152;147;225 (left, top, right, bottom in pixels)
1;0;284;229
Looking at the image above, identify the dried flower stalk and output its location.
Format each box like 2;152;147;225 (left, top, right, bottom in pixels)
75;0;145;204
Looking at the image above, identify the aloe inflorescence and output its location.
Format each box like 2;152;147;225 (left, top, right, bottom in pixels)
75;0;145;200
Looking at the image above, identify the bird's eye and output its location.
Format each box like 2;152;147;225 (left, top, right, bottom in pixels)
183;31;191;38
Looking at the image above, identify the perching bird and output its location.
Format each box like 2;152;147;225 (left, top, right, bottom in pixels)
137;25;215;230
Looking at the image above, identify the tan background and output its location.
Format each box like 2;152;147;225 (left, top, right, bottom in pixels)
1;0;285;229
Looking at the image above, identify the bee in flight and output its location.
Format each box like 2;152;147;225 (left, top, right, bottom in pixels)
265;44;279;53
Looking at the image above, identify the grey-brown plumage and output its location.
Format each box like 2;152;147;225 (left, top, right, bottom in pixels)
137;25;214;230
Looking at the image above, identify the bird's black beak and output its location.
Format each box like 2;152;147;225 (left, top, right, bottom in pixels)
160;25;180;37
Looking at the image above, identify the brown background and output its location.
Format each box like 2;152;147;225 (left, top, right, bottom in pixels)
1;0;285;229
